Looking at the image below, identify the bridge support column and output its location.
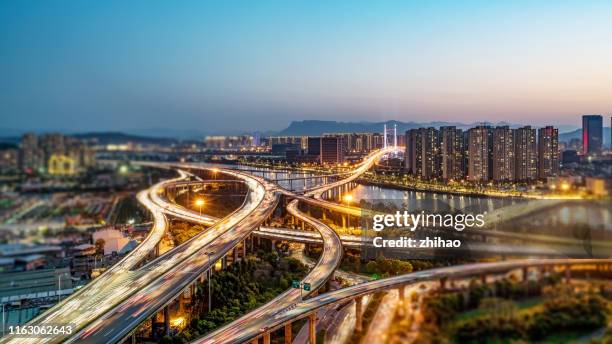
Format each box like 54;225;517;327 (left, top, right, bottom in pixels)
222;257;227;270
480;274;487;284
309;312;316;344
164;305;170;336
564;264;572;284
522;267;529;282
271;240;277;252
263;332;271;344
243;241;247;259
398;286;405;317
355;296;363;332
151;313;157;338
341;215;346;229
439;277;448;290
251;338;258;344
284;323;292;344
131;332;136;344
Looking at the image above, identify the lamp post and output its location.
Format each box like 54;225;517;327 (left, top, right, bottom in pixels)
195;199;205;216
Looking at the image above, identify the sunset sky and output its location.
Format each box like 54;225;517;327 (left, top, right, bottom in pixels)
1;1;611;134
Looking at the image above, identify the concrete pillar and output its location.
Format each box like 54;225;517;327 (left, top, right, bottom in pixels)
263;332;270;344
522;267;529;282
439;277;447;290
164;305;170;336
564;265;572;284
398;286;405;317
222;257;227;270
243;241;247;259
151;313;157;338
355;296;363;332
284;323;292;344
309;312;317;344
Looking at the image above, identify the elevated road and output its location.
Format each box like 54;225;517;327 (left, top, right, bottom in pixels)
194;147;402;343
0;170;195;344
198;258;612;344
69;169;280;344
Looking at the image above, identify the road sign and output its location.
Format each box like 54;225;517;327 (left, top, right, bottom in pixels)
292;280;300;289
303;283;311;291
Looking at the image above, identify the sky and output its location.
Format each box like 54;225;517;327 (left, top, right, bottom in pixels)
1;0;612;134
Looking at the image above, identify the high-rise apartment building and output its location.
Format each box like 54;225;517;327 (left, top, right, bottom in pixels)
538;126;559;179
582;115;603;156
514;126;537;181
18;133;44;172
467;126;492;182
440;127;464;180
492;126;515;182
420;127;441;180
405;129;423;177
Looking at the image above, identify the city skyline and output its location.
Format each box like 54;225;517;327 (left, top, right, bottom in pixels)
2;1;612;133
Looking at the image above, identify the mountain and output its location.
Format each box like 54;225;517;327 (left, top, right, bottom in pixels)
277;120;579;136
559;128;611;148
72;132;181;145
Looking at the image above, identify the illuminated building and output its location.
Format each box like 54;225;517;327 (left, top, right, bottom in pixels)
467;126;492;182
538;126;559;179
440;126;465;180
420;127;440;180
320;136;344;164
514;126;537;181
405;129;423;177
492;126;515;182
48;154;76;175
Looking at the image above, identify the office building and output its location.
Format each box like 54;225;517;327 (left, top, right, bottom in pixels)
320;136;344;164
538;126;559;179
582;115;603;156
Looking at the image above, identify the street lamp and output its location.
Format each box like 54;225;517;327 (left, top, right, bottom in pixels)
194;199;205;215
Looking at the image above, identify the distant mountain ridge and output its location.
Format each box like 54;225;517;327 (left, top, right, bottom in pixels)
559;128;611;148
277;120;581;136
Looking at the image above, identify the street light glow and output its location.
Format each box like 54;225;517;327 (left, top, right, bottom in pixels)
343;194;353;203
195;199;205;207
